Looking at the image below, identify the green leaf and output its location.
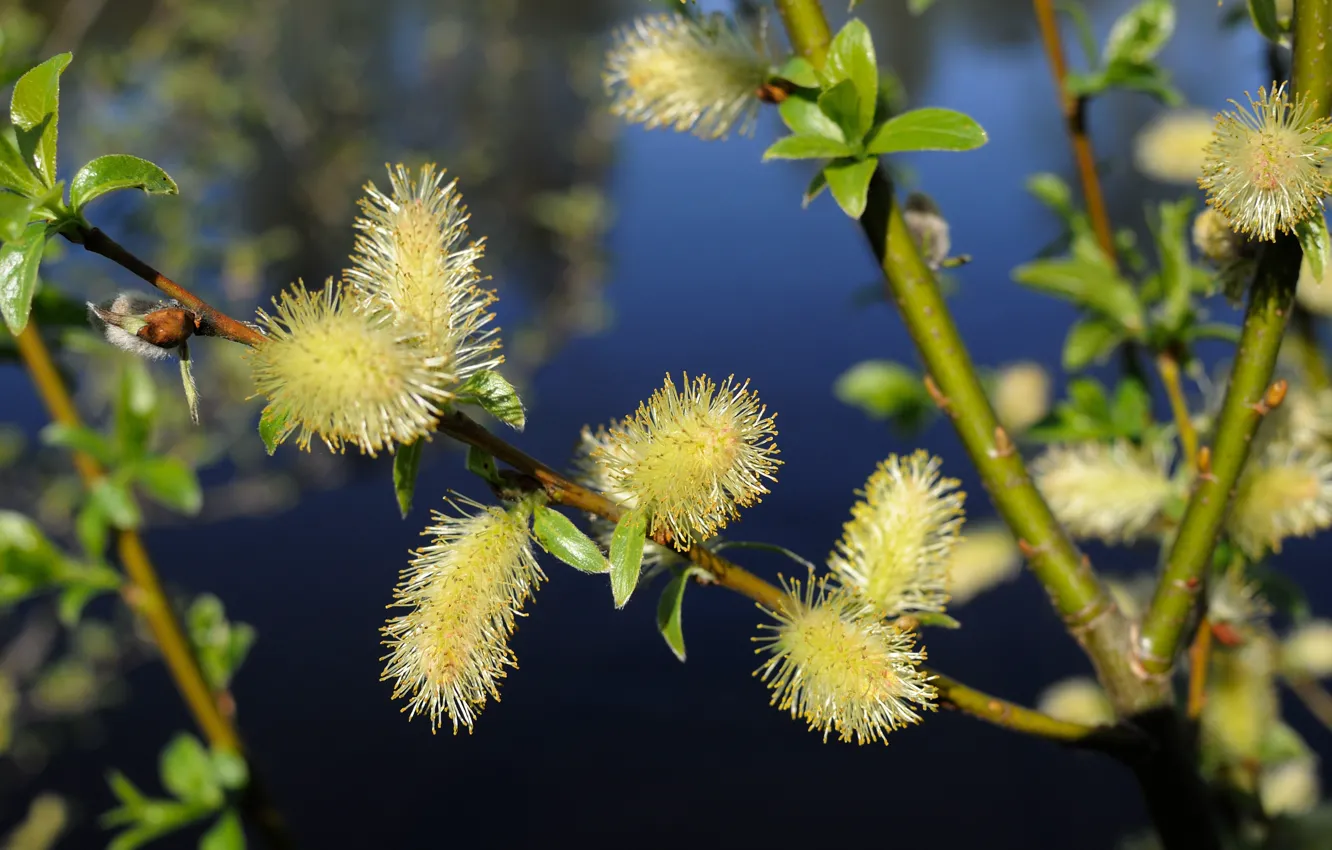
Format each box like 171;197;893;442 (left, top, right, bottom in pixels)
865;108;988;155
778;92;844;142
75;500;108;558
455;370;525;430
70;154;178;212
762;133;854;161
816;80;864;145
1297;216;1331;286
823;19;878;136
188;594;255;692
160;733;222;807
40;422;116;464
9;53;72;187
609;508;647;608
656;571;688;662
210;751;249;792
1152;198;1194;332
532;505;609;574
114;360;157;460
392;440;423;519
914;611;962;629
1190;322;1242;344
134;456;203;515
0;225;44;333
200;810;245;850
1247;0;1284;42
464;445;502;485
775;56;818;88
1012;257;1144;333
802;169;828;207
1069;60;1182;105
1110;378;1151;436
106;770;147;811
1027;172;1074;218
1057;0;1100;66
0;127;44;196
832;359;933;429
823;157;877;219
1062;316;1125;371
257;405;291;456
0;192;37;242
90;478;141;529
709;540;819;573
908;0;938;13
1103;0;1175;65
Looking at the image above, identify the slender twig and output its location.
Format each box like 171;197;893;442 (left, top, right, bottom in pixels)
1031;0;1115;263
69;225;266;347
1139;243;1300;678
1186;618;1212;719
13;324;292;848
1158;351;1198;473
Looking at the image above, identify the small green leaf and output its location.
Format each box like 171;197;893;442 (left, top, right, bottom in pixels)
75;500;108;558
709;540;819;573
1062;316;1125;371
0;128;44;197
114;360;157;460
1026;172;1074;218
0;225;44;333
865;108;988;155
392;440;423;519
188;594;255;692
106;770;147;811
823;157;877;219
160;733;222;807
913;611;962;629
832;359;933;429
656;571;688;662
210;751;249;792
257;405;291;456
762;133;854;161
40;422;116;464
1152;197;1194;332
1103;0;1175;65
455;370;525;430
1190;322;1242;344
134;456;203;515
0;192;37;242
200;810;245;850
90;478;141;530
778;92;845;141
1247;0;1284;42
1012;257;1144;333
70;154;178;212
10;53;72;187
802;169;828;207
1297;216;1331;286
823;19;878;135
532;505;608;574
775;56;818;88
464;445;502;485
1110;378;1151;437
609;508;647;608
908;0;938;13
816;80;864;145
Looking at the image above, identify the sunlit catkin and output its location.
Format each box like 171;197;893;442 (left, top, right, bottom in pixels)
1031;440;1174;543
247;279;453;455
1227;444;1332;558
380;499;543;733
604;13;770;140
347;164;501;384
754;578;935;744
593;374;779;550
828;451;964;616
572;424;677;568
1198;84;1332;242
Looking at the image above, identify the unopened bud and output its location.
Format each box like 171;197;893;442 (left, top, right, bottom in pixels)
904;193;951;270
87;293;193;361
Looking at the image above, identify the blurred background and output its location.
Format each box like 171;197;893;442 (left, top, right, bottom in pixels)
0;0;1324;847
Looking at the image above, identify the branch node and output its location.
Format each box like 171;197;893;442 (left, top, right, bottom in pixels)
922;374;953;415
989;426;1015;458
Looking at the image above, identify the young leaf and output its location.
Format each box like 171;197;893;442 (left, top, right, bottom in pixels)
1296;216;1330;286
762;133;854;161
134;456;203;516
114;360;157;460
778;93;845;141
160;733;222;807
392;440;423;519
816;81;864;146
1152;198;1194;332
0;192;36;242
0;127;44;196
456;370;525;431
1110;378;1151;437
774;56;819;88
823;19;878;134
803;169;828;207
609;508;647;608
257;405;291;456
465;445;502;485
0;225;45;333
40;422;116;465
914;611;962;629
656;570;688;662
75;500;108;558
9;53;72;187
1247;0;1284;42
70;155;178;212
710;540;820;573
200;810;245;850
1062;316;1125;371
1103;0;1175;65
865;108;988;155
90;477;141;530
1012;257;1144;333
533;505;609;574
188;594;256;692
832;359;933;429
823;157;877;219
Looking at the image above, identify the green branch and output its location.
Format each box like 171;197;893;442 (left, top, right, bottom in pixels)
772;0;1158;713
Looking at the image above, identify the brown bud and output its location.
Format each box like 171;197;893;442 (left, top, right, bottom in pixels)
137;307;195;348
